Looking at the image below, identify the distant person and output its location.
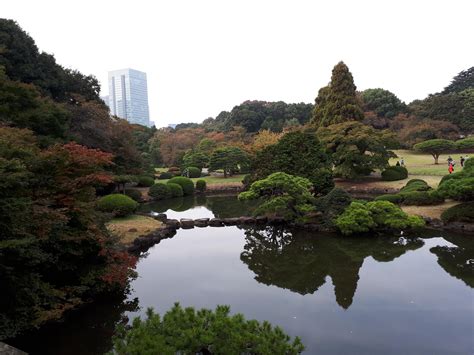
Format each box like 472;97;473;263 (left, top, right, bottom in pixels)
460;156;465;167
396;161;401;166
447;156;453;165
448;162;454;174
400;157;405;167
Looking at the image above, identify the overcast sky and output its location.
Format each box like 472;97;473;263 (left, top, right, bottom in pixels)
3;0;473;127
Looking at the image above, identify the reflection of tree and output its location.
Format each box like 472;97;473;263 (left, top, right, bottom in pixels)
7;293;139;355
430;234;474;288
205;195;259;218
241;227;424;309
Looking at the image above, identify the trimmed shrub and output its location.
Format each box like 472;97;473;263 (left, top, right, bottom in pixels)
314;187;352;225
374;194;404;204
440;202;474;223
381;166;408;181
167;182;184;197
168;176;194;195
137;176;155;187
196;179;207;193
401;191;444;206
185;166;201;178
400;180;431;193
125;189;142;202
97;194;138;217
158;172;173;180
149;183;172;200
456;137;474;151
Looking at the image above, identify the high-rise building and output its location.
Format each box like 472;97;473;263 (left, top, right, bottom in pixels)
107;68;150;126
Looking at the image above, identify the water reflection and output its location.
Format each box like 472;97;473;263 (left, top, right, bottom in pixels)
430;234;474;287
240;227;425;309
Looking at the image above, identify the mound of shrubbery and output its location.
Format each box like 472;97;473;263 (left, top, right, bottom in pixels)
125;189;142;202
381;166;408;181
157;172;173;180
195;179;207;192
149;183;172;200
437;158;474;201
375;179;443;205
168;176;194;195
335;200;425;235
184;166;201;178
97;194;138;217
136;175;155;187
167;182;184;197
440;202;474;223
314;187;352;225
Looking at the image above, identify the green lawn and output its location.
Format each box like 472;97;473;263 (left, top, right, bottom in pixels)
391;150;470;176
156;174;245;185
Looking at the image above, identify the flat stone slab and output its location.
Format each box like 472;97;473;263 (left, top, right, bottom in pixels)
222;217;240;225
194;218;210;227
209;218;224;227
180;218;195;229
166;219;180;229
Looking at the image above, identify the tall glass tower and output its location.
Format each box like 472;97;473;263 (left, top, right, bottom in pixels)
107;68;150;127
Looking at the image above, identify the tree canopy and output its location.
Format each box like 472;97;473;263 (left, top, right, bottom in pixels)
209;146;248;177
413;139;457;164
442;67;474;94
361;88;406;118
311;61;364;127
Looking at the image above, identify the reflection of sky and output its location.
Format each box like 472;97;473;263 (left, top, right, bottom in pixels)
128;230;474;355
160;206;215;220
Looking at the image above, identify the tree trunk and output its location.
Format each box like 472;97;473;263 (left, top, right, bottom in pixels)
434;154;439;164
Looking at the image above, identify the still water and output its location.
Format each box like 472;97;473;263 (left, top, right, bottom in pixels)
8;196;474;354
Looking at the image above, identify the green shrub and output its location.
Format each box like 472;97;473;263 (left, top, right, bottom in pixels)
168;177;194;195
400;180;431;193
125;189;142;202
149;183;172;200
335;200;425;235
437;177;474;201
137;176;155;187
110;303;305;354
184;166;201;178
97;194;138;217
196;179;207;192
406;179;428;186
456;137;474;150
440;202;474;223
314;187;352;224
381;166;408;181
158;172;173;180
374;194;404;204
401;191;444;206
167;182;183;197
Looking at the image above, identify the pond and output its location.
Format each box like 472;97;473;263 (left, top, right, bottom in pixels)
7;195;474;354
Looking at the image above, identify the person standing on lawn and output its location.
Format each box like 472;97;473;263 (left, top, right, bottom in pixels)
460;156;465;167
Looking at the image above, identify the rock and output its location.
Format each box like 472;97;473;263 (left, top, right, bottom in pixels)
166;219;180;229
180;218;195;229
268;216;285;225
155;213;167;222
194;218;210;227
239;216;255;225
255;216;268;224
209;218;224;227
222;217;239;225
128;228;138;232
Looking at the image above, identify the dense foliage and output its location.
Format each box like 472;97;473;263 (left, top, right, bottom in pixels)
149;183;173;200
440;202;474;223
209;146;249;178
376;179;443;206
183;166;201;178
311;61;364;127
167;176;195;195
437;159;474;201
381;166;408;181
196;179;207;192
314;188;352;226
251;131;334;195
110;303;304;354
182;150;209;170
167;182;184;197
317;121;396;178
97;194;138;217
239;172;315;220
361;88;406;118
0;127;136;338
136;176;155;187
335;201;425;235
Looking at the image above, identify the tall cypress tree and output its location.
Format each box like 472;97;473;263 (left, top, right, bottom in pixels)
312;61;364;127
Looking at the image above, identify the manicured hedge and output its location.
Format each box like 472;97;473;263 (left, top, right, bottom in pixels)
185;166;201;178
158;172;173;180
125;189;142;202
440;202;474;223
97;194;138;217
401;191;444;206
168;177;194;195
381;166;408;181
374;194;404;204
196;179;207;192
137;176;155;187
149;183;172;200
375;179;444;206
167;182;184;197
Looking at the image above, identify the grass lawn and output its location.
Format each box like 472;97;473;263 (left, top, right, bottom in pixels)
391;150;470;176
106;215;162;245
156;174;245;186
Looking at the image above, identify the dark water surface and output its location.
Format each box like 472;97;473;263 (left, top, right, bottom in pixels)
7;196;474;354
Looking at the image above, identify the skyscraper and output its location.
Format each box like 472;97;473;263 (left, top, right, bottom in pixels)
107;68;151;127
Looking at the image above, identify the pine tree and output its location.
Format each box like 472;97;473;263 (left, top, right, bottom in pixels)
312;61;364;127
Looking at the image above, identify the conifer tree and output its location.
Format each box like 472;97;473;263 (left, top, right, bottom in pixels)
312;61;364;127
